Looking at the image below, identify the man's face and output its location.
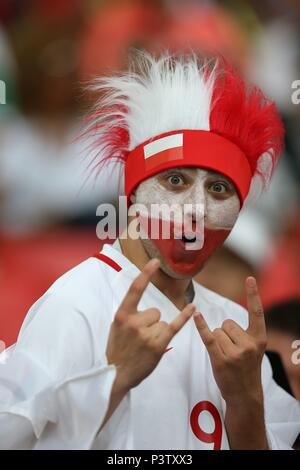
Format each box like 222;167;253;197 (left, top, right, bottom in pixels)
132;166;241;279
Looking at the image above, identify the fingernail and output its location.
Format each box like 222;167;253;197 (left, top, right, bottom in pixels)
193;311;202;318
247;277;256;288
150;258;160;268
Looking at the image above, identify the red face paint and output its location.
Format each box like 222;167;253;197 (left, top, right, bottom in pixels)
138;214;230;276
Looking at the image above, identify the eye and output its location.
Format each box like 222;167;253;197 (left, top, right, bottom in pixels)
209;182;228;194
167;174;185;186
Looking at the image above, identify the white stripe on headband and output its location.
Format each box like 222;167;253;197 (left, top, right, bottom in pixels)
143;133;183;159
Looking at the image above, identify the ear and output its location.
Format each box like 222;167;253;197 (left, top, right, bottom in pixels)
130;191;136;204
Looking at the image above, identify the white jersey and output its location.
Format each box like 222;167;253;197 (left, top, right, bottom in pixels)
0;240;299;449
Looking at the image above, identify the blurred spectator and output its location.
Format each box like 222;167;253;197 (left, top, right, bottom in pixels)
266;299;300;401
79;0;162;80
0;26;17;117
0;1;122;234
0;228;104;347
259;210;300;309
151;0;251;70
0;117;120;234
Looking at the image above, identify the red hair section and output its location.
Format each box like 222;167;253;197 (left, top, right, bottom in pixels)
209;60;285;186
83;105;129;175
81;104;129;194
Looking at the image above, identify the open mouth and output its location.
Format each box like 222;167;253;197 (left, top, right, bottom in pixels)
182;235;197;244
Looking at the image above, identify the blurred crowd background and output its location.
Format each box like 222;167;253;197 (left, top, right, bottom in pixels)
0;0;299;400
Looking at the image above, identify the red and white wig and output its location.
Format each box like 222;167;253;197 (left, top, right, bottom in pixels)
84;51;284;205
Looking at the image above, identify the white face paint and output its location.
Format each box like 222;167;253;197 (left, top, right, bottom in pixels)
134;167;240;228
131;166;241;279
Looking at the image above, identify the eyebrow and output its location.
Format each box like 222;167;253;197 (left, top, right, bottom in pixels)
206;170;231;180
159;167;197;175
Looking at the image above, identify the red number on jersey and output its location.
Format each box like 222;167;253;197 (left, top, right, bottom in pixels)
190;401;222;450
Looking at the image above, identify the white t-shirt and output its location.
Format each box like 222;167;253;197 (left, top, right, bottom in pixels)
0;240;299;449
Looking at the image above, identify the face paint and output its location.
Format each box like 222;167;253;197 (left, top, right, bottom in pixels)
138;213;229;276
133;167;241;279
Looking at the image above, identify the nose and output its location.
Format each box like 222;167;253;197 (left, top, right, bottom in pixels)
182;206;205;236
182;182;206;227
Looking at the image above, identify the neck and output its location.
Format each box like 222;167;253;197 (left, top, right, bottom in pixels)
119;235;192;310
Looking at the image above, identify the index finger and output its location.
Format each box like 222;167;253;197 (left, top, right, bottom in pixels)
168;303;196;339
245;276;266;338
118;258;160;315
193;312;222;361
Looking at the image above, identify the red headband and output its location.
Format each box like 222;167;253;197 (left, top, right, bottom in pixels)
125;129;252;203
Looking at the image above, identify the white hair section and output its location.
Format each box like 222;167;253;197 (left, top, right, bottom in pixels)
257;152;274;187
89;51;217;151
244;153;274;206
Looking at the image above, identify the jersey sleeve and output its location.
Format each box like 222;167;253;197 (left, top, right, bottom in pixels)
0;292;131;450
262;354;300;449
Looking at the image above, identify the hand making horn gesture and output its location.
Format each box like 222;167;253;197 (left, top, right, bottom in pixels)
106;258;196;392
193;277;267;404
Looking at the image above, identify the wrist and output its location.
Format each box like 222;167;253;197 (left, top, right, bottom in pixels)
113;365;132;396
225;389;268;450
225;395;265;423
98;365;130;434
225;385;264;409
